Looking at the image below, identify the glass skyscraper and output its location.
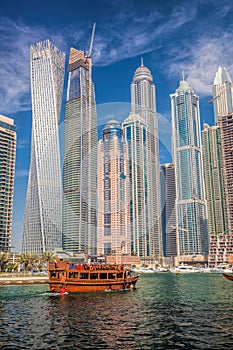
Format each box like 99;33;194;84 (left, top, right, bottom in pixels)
123;113;148;257
97;120;130;257
202;123;227;266
170;79;208;257
160;163;177;258
63;48;98;255
22;40;65;254
128;62;162;258
0;115;16;253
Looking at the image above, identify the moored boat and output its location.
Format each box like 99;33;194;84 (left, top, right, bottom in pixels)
170;265;201;274
222;273;233;282
48;259;139;293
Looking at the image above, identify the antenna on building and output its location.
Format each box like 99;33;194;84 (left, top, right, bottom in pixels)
86;22;96;58
141;57;144;66
182;69;185;81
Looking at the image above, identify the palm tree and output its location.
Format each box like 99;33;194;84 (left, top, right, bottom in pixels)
42;251;56;263
0;252;10;272
40;252;56;271
18;253;39;274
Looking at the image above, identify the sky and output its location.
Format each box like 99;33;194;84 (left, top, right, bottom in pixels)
1;0;233;252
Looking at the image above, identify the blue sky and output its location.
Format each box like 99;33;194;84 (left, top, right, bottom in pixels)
1;0;232;251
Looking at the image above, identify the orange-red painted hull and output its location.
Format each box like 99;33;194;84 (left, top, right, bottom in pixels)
49;276;139;293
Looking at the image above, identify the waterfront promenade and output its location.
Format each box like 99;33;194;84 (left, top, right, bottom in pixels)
0;275;48;285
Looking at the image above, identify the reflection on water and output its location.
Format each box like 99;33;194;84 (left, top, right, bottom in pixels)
0;274;233;349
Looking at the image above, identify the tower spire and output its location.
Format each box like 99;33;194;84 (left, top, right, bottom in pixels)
141;57;144;66
182;69;185;81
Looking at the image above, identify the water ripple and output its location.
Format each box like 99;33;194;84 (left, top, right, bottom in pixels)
0;274;233;349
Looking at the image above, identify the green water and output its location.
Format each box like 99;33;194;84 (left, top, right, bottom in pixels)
0;273;233;349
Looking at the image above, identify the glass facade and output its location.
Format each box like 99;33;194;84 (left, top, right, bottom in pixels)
63;48;98;255
97;121;130;256
22;40;65;254
129;63;162;258
160;163;176;258
202;124;228;266
170;80;208;256
123;113;149;257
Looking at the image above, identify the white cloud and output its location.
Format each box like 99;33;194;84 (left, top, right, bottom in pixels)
0;0;232;115
17;139;29;149
0;17;66;115
15;169;29;177
168;33;233;96
92;2;197;66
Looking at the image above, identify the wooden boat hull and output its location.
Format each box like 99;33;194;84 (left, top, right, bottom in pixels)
48;259;139;293
49;276;139;293
223;273;233;281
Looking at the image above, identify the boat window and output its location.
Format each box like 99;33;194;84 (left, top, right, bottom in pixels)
116;273;123;278
69;272;79;278
90;273;98;280
108;273;115;279
50;271;56;278
100;273;107;279
80;272;89;279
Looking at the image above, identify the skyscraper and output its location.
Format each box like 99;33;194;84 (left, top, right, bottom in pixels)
130;62;162;258
213;67;233;242
123;113;148;257
22;40;65;254
63;47;98;255
202;123;227;266
160;163;177;258
0;115;16;253
97;120;130;257
170;79;208;257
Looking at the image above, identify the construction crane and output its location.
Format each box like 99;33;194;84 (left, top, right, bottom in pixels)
208;95;220;103
86;22;96;58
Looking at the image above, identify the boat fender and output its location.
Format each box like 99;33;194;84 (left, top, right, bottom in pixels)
60;287;67;295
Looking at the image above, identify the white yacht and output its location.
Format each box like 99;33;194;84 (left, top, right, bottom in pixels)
171;265;201;274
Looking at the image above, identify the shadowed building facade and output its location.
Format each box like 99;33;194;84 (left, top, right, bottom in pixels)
202;123;227;266
212;66;233;261
63;48;98;255
22;40;65;254
0;115;16;253
160;163;177;258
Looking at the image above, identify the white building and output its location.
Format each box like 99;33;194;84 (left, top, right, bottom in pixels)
129;62;162;258
22;40;65;254
97;120;130;256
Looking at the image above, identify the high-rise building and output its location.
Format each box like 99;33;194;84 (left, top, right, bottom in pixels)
97;120;130;257
202;123;227;266
130;62;162;258
22;40;65;254
170;79;208;257
0;115;16;253
213;67;233;246
63;48;98;255
123;113;148;257
160;163;177;258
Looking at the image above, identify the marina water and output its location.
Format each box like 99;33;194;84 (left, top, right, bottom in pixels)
1;273;233;349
